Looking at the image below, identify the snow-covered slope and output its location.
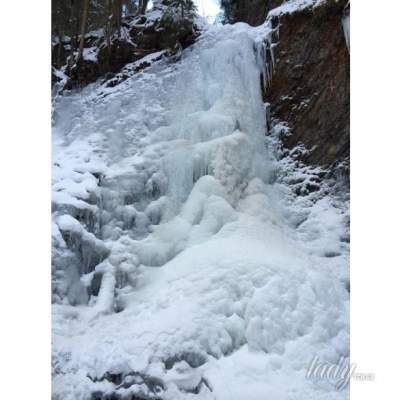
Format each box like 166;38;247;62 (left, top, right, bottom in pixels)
52;21;349;400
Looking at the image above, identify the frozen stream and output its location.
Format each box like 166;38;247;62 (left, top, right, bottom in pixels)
52;22;349;400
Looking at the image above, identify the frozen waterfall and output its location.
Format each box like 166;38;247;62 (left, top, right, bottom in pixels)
52;21;349;400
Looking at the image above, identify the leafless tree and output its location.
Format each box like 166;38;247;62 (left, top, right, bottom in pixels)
77;0;91;61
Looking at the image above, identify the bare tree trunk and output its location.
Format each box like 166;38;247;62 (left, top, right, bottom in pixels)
118;0;122;35
140;0;148;14
123;0;136;15
113;0;122;37
137;0;143;15
67;0;76;67
57;29;63;68
106;0;113;46
77;0;90;62
74;0;81;49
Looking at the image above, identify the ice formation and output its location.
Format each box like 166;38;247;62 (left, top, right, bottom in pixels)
52;20;349;400
342;3;350;51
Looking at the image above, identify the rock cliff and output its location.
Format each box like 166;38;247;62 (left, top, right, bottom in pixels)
224;0;350;177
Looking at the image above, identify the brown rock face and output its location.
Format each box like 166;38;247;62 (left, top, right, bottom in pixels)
267;0;350;169
225;0;350;172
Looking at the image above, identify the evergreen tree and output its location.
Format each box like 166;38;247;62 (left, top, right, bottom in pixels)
169;0;197;19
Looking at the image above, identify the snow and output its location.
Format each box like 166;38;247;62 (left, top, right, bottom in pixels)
52;67;69;82
52;20;349;400
83;47;98;62
268;0;326;17
195;0;220;22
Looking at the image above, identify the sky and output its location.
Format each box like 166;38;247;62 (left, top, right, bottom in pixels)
194;0;221;20
148;1;221;22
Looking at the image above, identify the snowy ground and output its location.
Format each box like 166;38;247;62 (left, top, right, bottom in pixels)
52;20;349;400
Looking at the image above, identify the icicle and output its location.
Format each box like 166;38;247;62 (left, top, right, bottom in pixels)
342;1;350;52
255;39;269;91
254;18;278;92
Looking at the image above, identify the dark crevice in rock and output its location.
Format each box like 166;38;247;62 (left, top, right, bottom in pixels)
324;251;341;258
164;352;207;370
59;223;110;275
